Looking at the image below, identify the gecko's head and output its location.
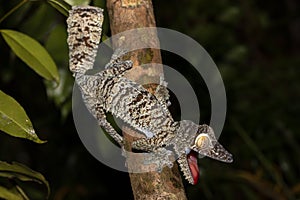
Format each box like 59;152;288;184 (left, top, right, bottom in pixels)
190;125;233;163
179;122;233;185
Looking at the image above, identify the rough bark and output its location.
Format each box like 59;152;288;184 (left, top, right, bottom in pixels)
106;0;188;199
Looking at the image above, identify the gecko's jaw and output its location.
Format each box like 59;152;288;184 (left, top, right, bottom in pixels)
187;150;199;185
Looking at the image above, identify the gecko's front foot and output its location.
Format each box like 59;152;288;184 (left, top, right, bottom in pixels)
121;146;173;171
143;148;174;172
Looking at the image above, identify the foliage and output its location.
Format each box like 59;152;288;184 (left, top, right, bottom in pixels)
1;30;59;83
0;0;71;198
0;161;49;199
0;90;45;143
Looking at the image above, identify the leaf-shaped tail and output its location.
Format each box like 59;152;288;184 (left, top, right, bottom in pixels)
67;6;103;75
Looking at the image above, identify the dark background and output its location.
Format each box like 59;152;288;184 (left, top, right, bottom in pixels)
0;0;300;199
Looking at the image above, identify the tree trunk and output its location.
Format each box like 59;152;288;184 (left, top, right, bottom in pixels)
106;0;188;199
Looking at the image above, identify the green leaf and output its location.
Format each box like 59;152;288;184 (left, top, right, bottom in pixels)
47;0;71;16
63;0;91;6
0;186;24;200
0;90;45;143
14;185;30;200
0;161;50;199
0;29;59;83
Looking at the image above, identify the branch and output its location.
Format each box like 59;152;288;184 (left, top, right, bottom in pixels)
106;0;188;199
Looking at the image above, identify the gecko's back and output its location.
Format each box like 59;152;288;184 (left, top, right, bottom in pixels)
101;75;177;139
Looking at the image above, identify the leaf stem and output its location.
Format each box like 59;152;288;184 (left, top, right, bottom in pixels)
0;0;28;24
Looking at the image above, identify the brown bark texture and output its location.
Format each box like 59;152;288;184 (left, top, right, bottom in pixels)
106;0;188;199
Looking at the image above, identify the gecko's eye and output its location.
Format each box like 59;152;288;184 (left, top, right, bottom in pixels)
194;133;212;149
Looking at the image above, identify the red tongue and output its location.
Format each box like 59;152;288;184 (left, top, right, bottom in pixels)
187;151;199;185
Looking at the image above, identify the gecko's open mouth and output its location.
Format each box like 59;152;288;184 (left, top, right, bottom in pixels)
187;150;199;185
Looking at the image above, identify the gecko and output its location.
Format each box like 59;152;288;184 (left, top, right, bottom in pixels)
67;6;233;185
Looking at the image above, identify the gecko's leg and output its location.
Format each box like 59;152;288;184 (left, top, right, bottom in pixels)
95;47;133;78
85;99;123;146
97;60;133;78
132;133;175;171
104;48;128;69
154;75;171;107
143;147;174;172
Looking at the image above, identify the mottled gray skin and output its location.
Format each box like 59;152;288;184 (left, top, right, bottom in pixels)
67;6;233;184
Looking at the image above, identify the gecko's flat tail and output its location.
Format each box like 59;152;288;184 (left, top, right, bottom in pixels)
187;151;199;185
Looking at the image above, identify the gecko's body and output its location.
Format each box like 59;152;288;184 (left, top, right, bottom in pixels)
67;6;233;184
